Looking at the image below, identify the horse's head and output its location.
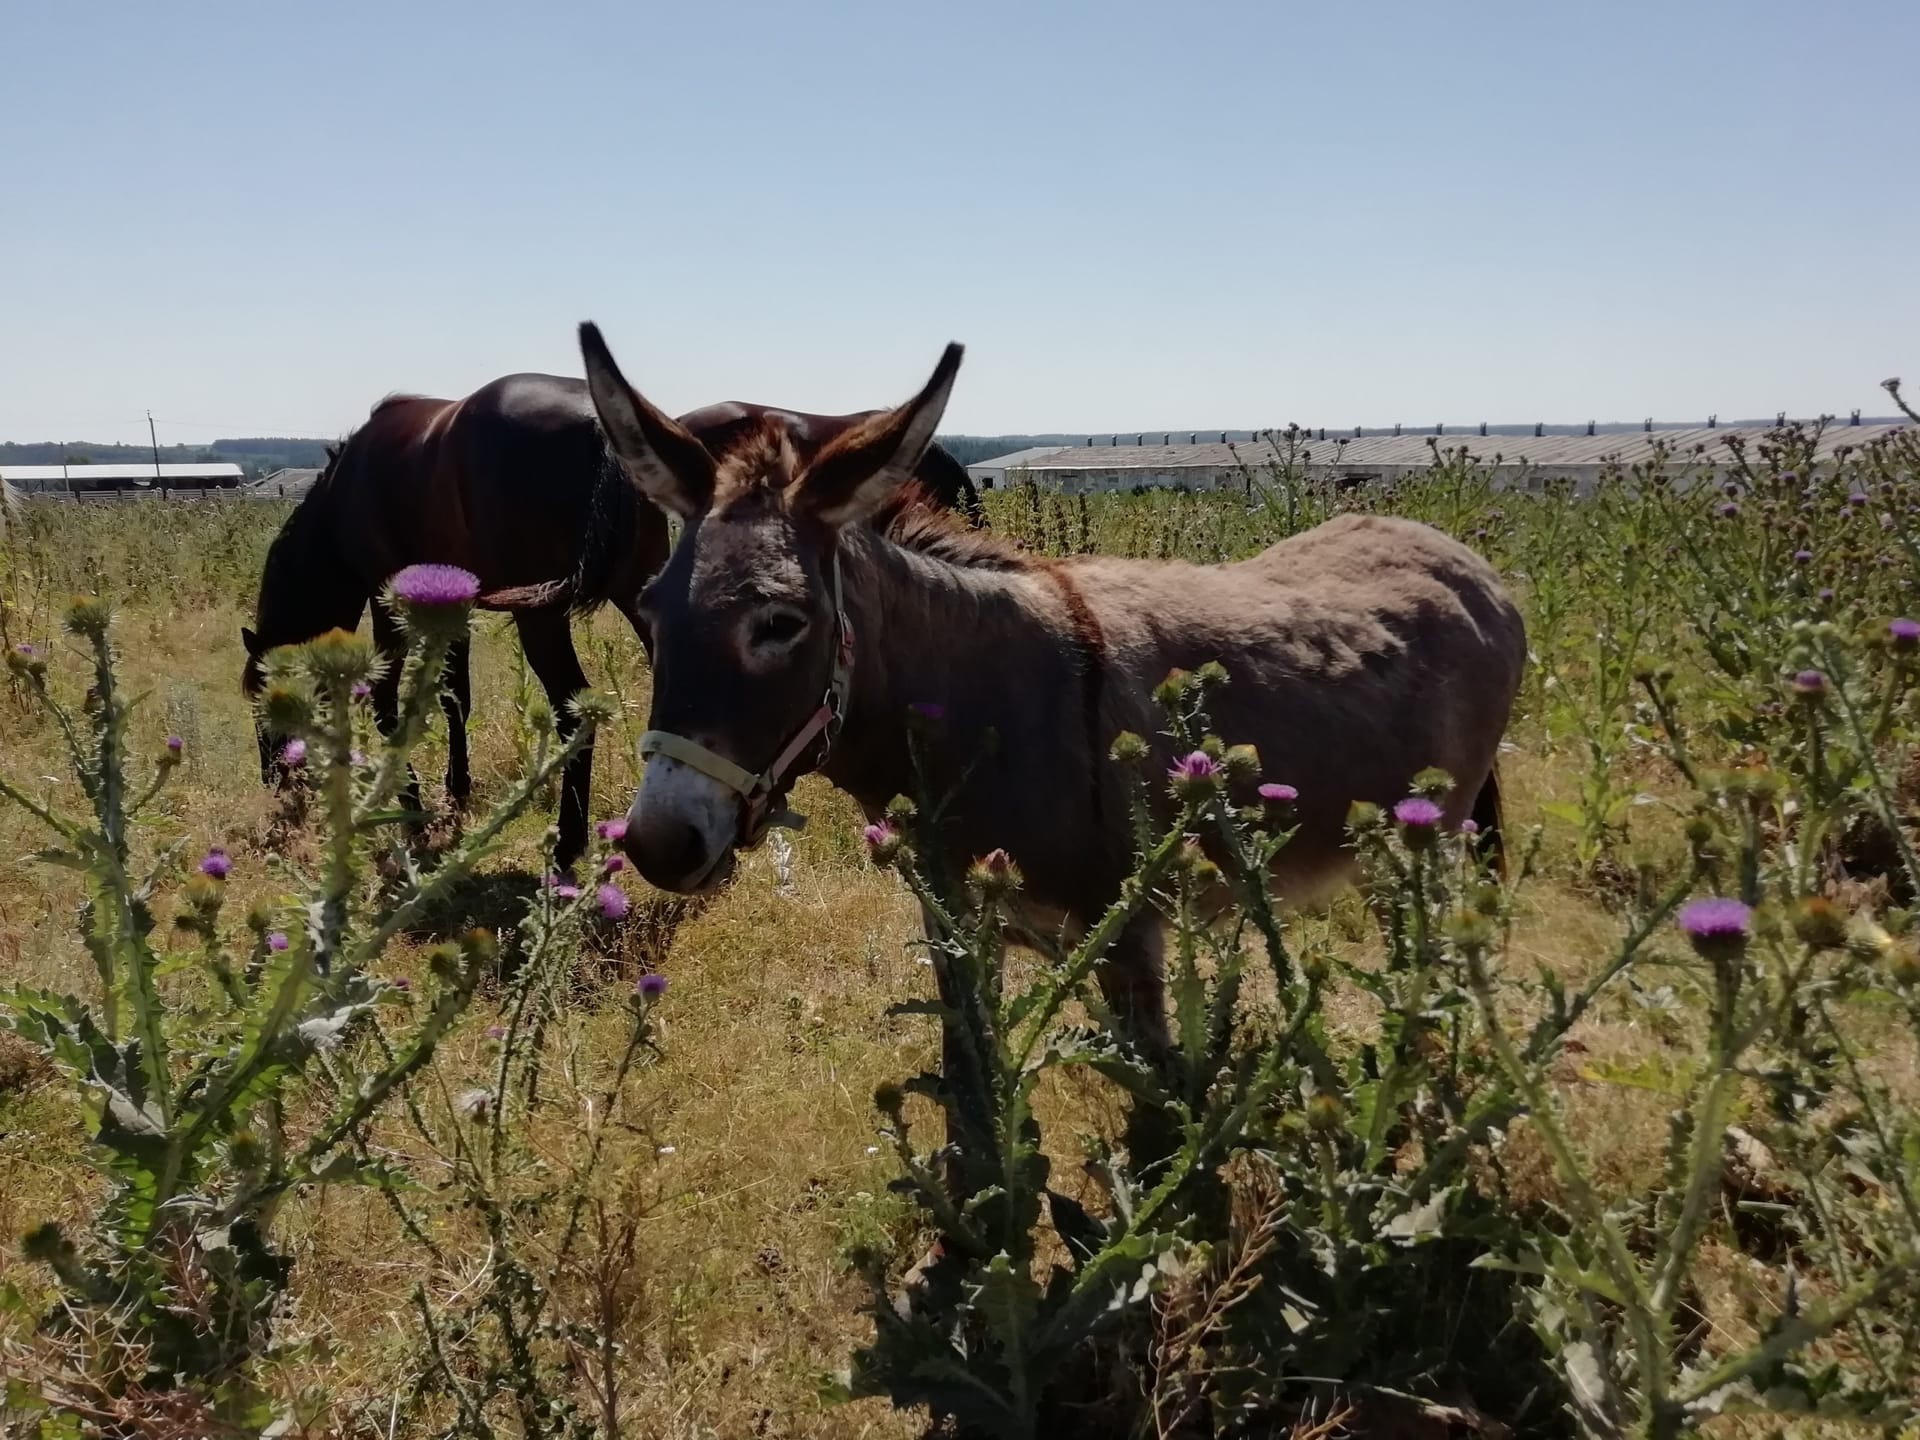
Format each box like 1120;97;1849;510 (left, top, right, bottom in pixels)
577;321;962;893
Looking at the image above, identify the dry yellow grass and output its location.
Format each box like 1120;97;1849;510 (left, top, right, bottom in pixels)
2;502;1916;1439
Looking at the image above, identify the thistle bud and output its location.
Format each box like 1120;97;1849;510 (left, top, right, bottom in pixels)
1790;897;1848;951
967;848;1024;900
63;595;112;640
303;628;376;686
1306;1092;1346;1133
1222;744;1261;782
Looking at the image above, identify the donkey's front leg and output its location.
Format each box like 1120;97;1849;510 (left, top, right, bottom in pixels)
1098;915;1173;1059
1100;916;1183;1176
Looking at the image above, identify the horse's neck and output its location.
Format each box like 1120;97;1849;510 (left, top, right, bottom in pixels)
821;534;1057;818
260;506;362;643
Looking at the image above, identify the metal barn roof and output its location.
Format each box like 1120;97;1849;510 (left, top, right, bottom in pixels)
0;463;245;484
977;424;1910;476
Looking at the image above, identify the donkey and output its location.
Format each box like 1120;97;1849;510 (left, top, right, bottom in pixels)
566;321;1528;1055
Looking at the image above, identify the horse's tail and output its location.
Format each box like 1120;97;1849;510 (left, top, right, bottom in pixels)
918;441;987;529
1471;766;1506;878
564;446;638;618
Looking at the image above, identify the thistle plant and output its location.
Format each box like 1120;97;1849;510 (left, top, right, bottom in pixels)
0;571;606;1433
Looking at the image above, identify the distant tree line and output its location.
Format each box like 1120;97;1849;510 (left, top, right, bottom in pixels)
0;436;336;479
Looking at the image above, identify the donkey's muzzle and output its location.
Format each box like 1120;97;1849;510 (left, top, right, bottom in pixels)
621;808;733;894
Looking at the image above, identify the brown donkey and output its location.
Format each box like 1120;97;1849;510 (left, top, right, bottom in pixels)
575;322;1527;1050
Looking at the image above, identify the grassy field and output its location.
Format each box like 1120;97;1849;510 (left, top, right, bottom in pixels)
4;424;1920;1438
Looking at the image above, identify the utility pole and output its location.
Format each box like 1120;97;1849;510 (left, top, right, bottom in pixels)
147;410;162;488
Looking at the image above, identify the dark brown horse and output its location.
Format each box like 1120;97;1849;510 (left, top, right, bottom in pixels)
242;372;982;867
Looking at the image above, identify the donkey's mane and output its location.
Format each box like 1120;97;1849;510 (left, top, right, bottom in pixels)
876;485;1030;570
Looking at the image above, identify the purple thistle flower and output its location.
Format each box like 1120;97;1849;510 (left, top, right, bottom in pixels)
390;975;412;993
553;883;580;901
638;973;669;999
1678;897;1752;957
603;854;626;874
13;643;36;658
1459;818;1480;835
267;931;290;952
389;564;480;607
1778;471;1798;484
350;749;367;767
1393;797;1444;829
596;817;629;843
1848;491;1870;508
1889;618;1920;652
597;883;630;920
1171;752;1221;782
1717;502;1739;519
1792;549;1813;565
1818;587;1836;603
1791;670;1828;697
199;848;231;879
280;737;307;768
863;821;898;852
908;701;946;721
1258;782;1299;805
351;682;372;701
165;735;184;756
485;1024;508;1040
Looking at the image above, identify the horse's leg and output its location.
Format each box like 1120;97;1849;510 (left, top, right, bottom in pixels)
369;603;427;822
511;608;593;871
442;634;473;808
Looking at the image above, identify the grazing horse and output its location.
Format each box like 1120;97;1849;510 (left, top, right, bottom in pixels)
563;320;1526;1054
242;373;983;867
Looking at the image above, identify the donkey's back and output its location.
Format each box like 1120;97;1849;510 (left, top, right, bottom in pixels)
1088;512;1526;896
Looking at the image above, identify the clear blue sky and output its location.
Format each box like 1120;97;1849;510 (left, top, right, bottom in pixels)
4;0;1916;445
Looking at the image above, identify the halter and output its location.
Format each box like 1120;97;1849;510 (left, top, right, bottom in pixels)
636;552;855;849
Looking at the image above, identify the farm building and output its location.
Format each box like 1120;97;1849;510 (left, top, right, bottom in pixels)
967;422;1911;497
249;467;324;500
0;462;245;494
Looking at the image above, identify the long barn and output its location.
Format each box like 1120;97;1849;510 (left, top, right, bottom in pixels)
968;422;1912;496
0;462;245;494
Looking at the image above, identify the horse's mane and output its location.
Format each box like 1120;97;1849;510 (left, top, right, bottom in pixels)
253;432;354;630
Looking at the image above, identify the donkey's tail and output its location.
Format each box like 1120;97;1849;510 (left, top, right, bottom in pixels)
1471;766;1507;878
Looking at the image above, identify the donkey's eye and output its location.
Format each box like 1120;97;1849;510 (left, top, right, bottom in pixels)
751;609;809;648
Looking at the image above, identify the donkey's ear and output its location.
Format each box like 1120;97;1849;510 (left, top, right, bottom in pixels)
793;343;963;528
578;321;716;520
